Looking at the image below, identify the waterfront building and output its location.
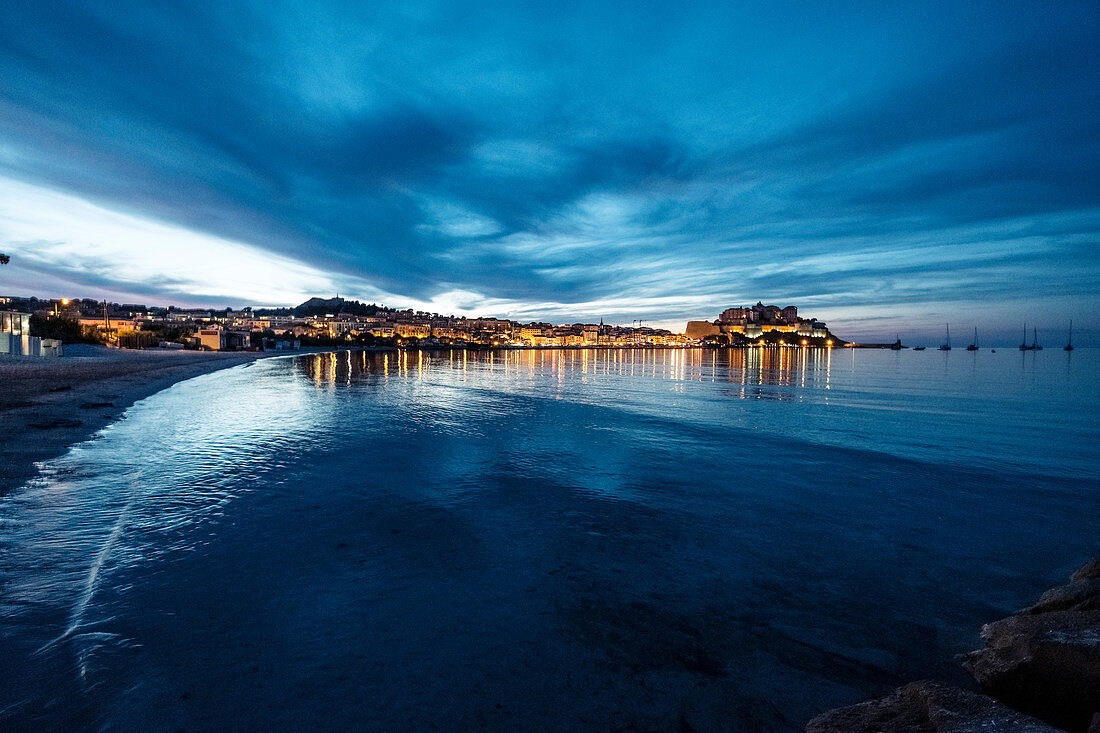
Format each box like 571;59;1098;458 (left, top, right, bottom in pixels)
1;310;62;356
195;327;251;351
394;323;431;338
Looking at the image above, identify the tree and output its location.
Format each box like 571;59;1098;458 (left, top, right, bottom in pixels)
29;314;98;343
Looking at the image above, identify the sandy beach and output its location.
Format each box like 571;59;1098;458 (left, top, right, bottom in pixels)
0;345;285;496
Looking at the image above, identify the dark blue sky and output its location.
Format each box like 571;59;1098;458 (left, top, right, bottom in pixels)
0;0;1097;339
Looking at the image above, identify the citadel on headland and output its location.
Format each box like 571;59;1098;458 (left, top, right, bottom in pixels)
686;302;836;345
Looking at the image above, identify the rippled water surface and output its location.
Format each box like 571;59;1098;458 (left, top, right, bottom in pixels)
2;347;1098;730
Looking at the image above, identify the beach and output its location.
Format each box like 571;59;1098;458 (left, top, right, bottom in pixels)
0;345;278;496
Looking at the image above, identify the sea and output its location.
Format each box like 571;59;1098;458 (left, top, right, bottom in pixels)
1;347;1097;731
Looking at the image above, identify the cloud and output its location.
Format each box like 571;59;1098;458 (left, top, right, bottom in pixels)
0;177;349;304
0;0;1098;337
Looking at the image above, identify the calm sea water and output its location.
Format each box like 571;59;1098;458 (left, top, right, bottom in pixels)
1;347;1097;731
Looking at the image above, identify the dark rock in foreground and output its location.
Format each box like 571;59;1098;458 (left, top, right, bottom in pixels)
805;681;1058;732
962;555;1100;732
1071;557;1100;583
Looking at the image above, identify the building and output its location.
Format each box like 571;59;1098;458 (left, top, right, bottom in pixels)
394;323;431;338
519;326;545;342
195;327;251;351
1;311;62;356
718;307;749;325
261;337;301;351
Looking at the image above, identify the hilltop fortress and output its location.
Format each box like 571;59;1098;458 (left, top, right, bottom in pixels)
686;302;832;342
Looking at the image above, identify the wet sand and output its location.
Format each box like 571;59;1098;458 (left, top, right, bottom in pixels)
0;345;282;495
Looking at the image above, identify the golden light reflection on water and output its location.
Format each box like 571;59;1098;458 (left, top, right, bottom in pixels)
297;347;833;400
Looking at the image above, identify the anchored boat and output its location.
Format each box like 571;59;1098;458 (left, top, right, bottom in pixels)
938;324;951;351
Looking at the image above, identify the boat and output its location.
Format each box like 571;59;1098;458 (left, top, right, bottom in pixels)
966;327;979;351
889;334;903;350
1065;321;1074;352
1032;327;1042;351
913;346;926;351
1019;323;1032;351
938;324;951;351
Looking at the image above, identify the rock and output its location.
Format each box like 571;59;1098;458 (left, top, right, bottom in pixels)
805;681;1059;732
962;553;1100;732
961;610;1100;731
1073;556;1100;582
1024;578;1100;615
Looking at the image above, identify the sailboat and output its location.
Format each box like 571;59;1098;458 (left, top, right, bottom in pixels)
938;324;951;351
966;327;979;351
1032;327;1042;351
1019;323;1032;351
1065;321;1074;352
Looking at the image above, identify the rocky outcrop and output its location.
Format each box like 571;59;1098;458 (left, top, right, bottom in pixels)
807;554;1100;732
961;556;1100;732
1072;556;1100;583
805;680;1058;732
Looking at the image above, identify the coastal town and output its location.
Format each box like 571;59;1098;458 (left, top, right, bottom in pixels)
1;294;843;354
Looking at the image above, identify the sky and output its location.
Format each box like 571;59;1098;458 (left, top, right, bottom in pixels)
0;1;1097;342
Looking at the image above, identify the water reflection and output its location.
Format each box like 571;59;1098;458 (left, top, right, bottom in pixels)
297;347;833;397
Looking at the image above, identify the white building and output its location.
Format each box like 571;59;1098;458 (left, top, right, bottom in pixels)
1;311;62;357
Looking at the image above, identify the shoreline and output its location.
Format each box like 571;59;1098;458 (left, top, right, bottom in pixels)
0;345;329;497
